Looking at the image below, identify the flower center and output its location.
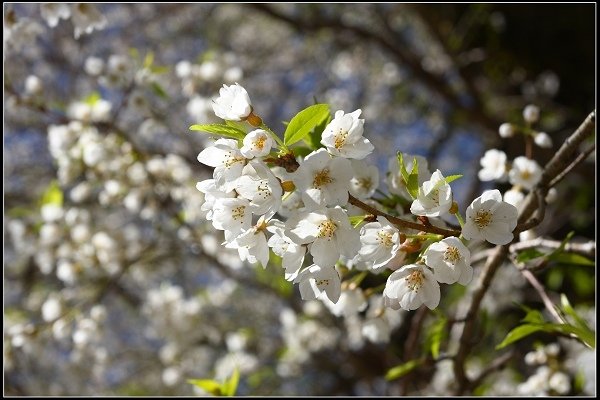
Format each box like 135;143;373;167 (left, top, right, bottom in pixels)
318;219;337;239
256;180;271;200
313;168;333;188
253;135;266;150
358;177;372;189
405;270;424;292
224;152;244;168
315;279;330;288
377;230;394;248
231;206;246;222
474;209;492;229
334;128;348;149
520;169;532;181
443;246;461;264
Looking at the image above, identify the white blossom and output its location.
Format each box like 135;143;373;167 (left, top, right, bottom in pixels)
267;222;306;281
320;109;374;159
349;160;379;199
240;129;273;159
423;237;472;285
478;149;508;182
228;216;270;267
383;264;440;310
289;206;360;268
195;178;236;220
549;372;571;395
509;156;542;190
197;138;246;191
71;3;107;39
40;3;71;28
503;188;525;209
322;288;367;317
24;75;42;95
410;169;453;217
462;189;518;245
295;264;341;303
235;161;282;218
356;216;401;270
211;197;253;242
292;148;352;208
212;83;253;121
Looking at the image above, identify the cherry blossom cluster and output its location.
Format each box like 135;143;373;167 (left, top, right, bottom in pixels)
480;104;556;210
195;83;520;312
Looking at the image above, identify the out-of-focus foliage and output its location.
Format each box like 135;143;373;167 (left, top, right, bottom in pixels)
4;4;595;396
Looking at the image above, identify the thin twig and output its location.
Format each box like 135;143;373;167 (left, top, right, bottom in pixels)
549;144;596;188
348;195;461;237
510;238;596;258
468;351;515;390
518;268;565;324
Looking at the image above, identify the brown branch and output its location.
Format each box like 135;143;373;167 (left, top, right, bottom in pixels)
518;110;596;225
452;244;508;394
549;144;596;188
400;307;429;395
510;238;596;258
514;188;546;233
348;195;461;237
468;351;516;391
518;267;564;324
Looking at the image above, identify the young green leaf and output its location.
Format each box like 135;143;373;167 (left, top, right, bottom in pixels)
283;104;330;146
222;368;240;396
40;181;64;207
304;113;332;150
188;379;222;396
495;324;543;350
428;314;448;359
516;248;545;263
406;157;420;199
348;215;368;228
385;359;423;381
548;252;595;266
444;174;463;184
190;124;246;140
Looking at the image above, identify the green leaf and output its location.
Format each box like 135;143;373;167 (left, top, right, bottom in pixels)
40;181;63;207
225;120;249;134
143;51;154;69
385;359;423;381
349;215;367;228
496;324;543;350
428;314;448;359
516;248;545;263
560;294;594;337
396;153;419;199
151;82;168;99
397;152;410;186
304;113;332;150
548;252;594;266
83;91;101;106
190;124;246;140
188;379;222;396
283;104;330;146
551;231;575;256
444;174;463;184
222;368;240;396
521;309;544;324
406;157;420;199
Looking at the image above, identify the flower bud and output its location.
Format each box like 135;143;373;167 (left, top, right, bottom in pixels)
523;104;540;124
499;123;515;138
534;131;553;148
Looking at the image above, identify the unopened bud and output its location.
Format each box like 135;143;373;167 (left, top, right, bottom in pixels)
400;239;422;254
523;104;540;124
280;180;296;192
449;201;459;215
499;123;515;138
534;131;553;148
246;110;262;127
